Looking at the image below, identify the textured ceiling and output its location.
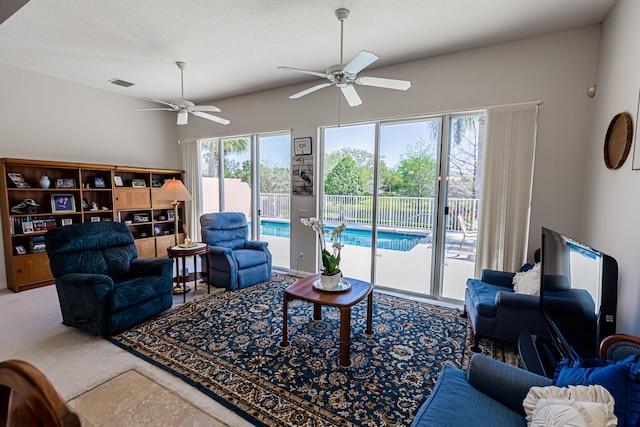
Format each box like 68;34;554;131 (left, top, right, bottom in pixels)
0;0;616;105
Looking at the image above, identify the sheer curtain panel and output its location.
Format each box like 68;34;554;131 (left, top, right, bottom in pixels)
475;103;538;276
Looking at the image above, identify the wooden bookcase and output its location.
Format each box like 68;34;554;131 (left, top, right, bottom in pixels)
1;159;185;292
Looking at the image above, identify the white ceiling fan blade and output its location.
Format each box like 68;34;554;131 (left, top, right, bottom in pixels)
142;97;179;110
278;66;328;79
289;82;333;99
340;84;362;107
357;76;412;91
177;110;188;125
131;108;174;111
192;105;221;113
192;111;230;125
343;51;379;75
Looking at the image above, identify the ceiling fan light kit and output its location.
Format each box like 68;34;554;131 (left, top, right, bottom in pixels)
132;61;230;126
278;8;411;107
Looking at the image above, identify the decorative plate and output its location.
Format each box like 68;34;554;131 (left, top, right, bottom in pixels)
313;278;351;292
603;112;632;170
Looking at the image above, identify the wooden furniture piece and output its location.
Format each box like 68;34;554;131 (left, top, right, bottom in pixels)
280;274;373;368
167;243;210;304
599;333;640;359
0;158;184;292
0;359;81;427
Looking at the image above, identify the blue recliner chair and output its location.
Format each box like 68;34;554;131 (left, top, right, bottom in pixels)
45;222;174;336
464;265;596;352
200;212;272;290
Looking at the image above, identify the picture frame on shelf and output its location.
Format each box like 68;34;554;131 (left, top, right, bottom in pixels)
93;176;106;188
154;225;162;236
167;209;175;220
294;137;312;156
152;179;162;188
113;176;124;187
90;216;100;223
7;172;30;188
21;221;34;234
61;218;73;226
133;212;149;223
131;178;146;188
15;245;26;255
55;178;76;189
51;194;76;213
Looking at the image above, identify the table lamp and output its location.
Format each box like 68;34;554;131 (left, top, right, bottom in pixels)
156;178;192;246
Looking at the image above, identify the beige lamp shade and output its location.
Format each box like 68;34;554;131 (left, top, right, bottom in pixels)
156;178;192;202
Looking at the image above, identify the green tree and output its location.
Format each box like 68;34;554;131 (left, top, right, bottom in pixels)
201;138;249;177
448;116;482;198
260;158;290;193
324;156;365;195
396;138;438;197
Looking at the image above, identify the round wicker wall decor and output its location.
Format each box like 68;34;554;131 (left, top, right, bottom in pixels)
604;113;633;169
603;112;633;170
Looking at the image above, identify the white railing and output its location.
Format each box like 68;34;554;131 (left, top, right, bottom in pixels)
260;194;479;232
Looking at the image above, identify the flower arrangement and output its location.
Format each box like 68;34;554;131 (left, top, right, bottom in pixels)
301;217;346;276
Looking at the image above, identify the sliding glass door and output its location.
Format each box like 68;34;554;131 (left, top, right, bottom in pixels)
321;113;484;301
200;132;291;271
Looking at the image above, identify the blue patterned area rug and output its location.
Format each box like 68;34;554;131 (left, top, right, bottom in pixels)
108;274;469;427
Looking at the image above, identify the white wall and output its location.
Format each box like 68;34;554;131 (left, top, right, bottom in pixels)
180;27;601;278
0;62;179;289
583;0;640;335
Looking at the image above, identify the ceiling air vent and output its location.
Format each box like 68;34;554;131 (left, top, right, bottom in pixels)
108;78;134;88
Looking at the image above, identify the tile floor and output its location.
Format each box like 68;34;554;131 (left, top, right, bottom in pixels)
68;370;225;426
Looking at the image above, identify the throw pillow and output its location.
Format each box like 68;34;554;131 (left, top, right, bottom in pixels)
553;355;640;427
523;384;617;426
512;262;541;295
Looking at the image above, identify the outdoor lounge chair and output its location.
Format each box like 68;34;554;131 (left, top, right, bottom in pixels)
457;215;477;249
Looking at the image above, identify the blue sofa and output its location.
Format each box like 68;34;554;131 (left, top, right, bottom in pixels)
200;212;272;290
410;354;552;426
45;222;174;336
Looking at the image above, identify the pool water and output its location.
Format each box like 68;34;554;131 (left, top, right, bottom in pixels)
259;220;428;252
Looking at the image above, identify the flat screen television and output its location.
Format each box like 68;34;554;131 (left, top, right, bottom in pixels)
536;227;618;375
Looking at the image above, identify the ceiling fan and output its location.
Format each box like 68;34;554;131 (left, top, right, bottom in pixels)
133;61;229;126
278;8;411;107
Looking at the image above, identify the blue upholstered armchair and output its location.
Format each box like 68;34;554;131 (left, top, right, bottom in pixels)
200;212;272;290
464;266;596;352
44;222;174;336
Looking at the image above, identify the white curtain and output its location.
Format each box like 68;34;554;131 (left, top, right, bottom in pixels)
179;138;204;242
475;103;538;276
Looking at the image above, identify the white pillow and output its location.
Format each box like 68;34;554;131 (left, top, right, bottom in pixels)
512;262;541;295
523;385;617;427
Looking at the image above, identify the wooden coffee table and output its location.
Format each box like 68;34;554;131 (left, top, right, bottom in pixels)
280;274;373;368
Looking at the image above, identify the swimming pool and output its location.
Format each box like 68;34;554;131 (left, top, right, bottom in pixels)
259;220;429;252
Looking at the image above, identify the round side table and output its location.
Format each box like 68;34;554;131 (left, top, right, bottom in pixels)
167;242;210;304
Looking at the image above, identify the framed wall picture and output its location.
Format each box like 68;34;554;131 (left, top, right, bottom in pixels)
114;176;124;187
131;178;146;188
51;194;76;213
294;137;312;156
94;176;106;188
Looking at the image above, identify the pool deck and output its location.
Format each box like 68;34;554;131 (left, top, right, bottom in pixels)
263;230;475;303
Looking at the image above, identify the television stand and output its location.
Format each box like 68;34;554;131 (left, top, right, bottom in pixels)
518;330;561;378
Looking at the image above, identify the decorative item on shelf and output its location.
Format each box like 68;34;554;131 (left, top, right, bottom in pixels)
11;198;39;214
156;178;192;246
82;198;90;210
113;175;124;187
131;178;146;188
301;217;346;291
39;174;51;189
90;202;99;211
